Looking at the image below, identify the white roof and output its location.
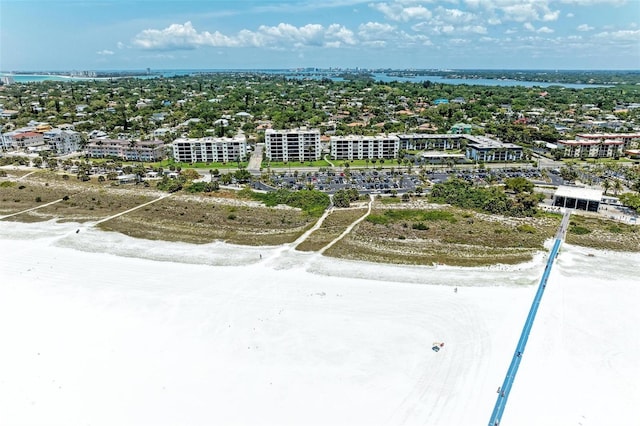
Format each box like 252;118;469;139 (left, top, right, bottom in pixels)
554;185;602;202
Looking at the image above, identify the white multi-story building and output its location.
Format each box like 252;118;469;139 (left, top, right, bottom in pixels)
43;128;82;154
172;135;247;163
397;133;464;151
265;128;321;162
465;136;524;162
3;130;45;149
575;133;640;150
557;138;624;159
330;134;399;161
85;139;166;161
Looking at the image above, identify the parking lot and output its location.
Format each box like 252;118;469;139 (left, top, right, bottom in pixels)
252;166;550;195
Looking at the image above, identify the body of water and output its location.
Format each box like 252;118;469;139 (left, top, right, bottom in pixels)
2;70;612;89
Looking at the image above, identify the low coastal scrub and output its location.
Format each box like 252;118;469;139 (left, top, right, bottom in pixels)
240;188;330;217
367;209;457;226
565;215;640;251
429;178;543;217
329;201;559;266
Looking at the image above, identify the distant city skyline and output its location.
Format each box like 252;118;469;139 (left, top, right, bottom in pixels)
1;0;639;71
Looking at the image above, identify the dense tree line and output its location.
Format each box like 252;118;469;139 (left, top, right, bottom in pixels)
429;178;543;217
2;73;637;143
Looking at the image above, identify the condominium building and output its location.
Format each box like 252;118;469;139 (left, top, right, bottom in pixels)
85;139;166;161
556;138;624;159
265;128;321;162
330;134;399;160
397;133;464;151
575;133;640;150
465;136;524;162
43;128;82;154
172;135;247;163
3;130;45;149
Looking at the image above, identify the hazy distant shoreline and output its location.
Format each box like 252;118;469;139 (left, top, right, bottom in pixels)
1;70;614;88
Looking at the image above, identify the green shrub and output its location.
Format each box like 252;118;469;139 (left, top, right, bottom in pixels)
517;224;536;234
569;225;591;235
608;225;624;234
412;222;429;230
366;214;389;225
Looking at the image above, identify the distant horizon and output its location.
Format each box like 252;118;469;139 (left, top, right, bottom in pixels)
3;67;639;74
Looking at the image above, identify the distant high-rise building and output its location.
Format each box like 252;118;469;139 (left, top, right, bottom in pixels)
0;75;15;85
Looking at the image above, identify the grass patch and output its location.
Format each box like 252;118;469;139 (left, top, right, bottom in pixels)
366;209;457;226
569;225;591;235
517;224;536;234
296;208;367;252
241;188;330;217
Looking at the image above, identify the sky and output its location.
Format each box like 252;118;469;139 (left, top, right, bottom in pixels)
1;0;639;71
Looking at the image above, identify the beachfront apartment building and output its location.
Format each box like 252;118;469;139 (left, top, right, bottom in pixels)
265;128;321;162
556;138;625;159
575;133;640;150
172;135;247;163
2;130;45;150
85;139;166;161
330;134;399;160
555;132;640;159
465;136;524;162
397;133;464;151
43;128;82;154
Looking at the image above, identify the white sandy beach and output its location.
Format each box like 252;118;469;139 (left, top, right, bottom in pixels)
0;220;638;426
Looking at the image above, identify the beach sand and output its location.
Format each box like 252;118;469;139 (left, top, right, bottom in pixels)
0;220;638;425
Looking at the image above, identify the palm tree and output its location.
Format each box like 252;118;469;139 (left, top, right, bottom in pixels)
602;179;611;195
613;179;623;195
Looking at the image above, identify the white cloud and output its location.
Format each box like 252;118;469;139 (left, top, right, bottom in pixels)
523;22;554;33
461;0;560;23
559;0;628;5
435;7;476;23
326;24;357;46
594;28;640;41
97;49;114;55
132;21;357;51
577;24;594;31
133;22;239;49
371;2;432;21
117;42;125;49
358;21;397;43
566;12;574;17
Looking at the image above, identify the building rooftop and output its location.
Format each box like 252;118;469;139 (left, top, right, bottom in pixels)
554;185;603;202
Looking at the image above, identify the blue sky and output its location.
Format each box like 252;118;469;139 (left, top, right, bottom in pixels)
1;0;639;71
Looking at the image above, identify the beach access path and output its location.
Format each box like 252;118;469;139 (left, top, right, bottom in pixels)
92;193;172;226
318;194;373;254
